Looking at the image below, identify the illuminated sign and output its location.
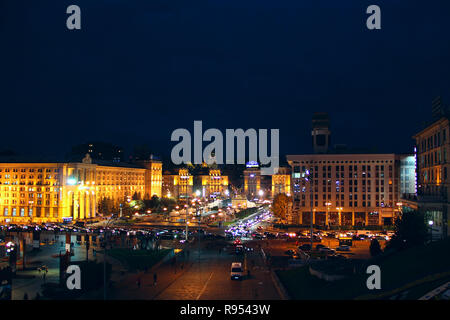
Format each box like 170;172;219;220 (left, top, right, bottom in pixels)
246;161;259;168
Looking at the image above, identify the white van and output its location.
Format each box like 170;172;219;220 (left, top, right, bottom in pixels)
230;262;243;280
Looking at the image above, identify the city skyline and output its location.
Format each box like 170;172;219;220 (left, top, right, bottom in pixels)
1;1;450;159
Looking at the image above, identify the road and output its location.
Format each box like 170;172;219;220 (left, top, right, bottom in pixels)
156;241;280;300
110;239;281;300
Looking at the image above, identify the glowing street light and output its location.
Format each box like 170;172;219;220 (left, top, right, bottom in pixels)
336;207;343;226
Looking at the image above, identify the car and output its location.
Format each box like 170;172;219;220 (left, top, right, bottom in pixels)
327;254;346;260
336;245;351;251
315;244;326;250
319;247;335;254
252;233;264;240
235;245;244;254
284;249;296;256
298;244;312;251
230;262;243;280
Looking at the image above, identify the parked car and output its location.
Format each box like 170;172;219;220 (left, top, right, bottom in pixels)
315;244;326;250
327;254;346;260
319;247;335;254
298;244;312;252
284;249;296;256
336;245;351;251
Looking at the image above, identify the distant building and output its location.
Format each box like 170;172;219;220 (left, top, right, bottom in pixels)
162;168;193;199
243;162;261;199
0;154;162;224
271;167;291;197
195;169;229;199
287;153;415;227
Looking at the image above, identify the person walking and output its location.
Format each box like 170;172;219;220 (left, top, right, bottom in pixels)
136;278;141;289
153;273;157;286
23;293;28;300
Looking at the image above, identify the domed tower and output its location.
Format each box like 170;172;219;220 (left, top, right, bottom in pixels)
312;112;330;154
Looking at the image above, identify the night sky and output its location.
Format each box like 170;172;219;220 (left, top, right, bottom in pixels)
1;0;449;161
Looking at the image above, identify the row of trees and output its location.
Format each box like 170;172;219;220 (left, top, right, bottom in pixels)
97;194;179;217
370;210;429;257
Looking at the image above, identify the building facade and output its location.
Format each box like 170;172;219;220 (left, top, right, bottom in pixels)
271;167;291;197
0;155;162;224
287;153;415;227
243;167;261;199
404;116;450;238
196;169;229;198
162;168;193;199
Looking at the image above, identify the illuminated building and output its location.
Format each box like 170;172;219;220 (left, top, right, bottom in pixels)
196;169;228;198
287;153;415;226
162;168;193;199
271;167;291;197
243;166;261;198
0;154;162;224
403;100;450;238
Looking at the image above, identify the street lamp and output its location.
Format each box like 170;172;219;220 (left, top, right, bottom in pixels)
325;202;331;228
336;207;343;227
103;215;115;300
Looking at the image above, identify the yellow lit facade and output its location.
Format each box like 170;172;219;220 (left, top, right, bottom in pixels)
198;169;228;198
243;168;260;198
163;168;193;199
271;167;291;197
0;155;162;224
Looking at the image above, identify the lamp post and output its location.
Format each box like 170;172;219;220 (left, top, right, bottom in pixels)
336;207;343;229
428;220;434;241
184;204;189;241
103;215;115;300
306;168;314;250
325;202;331;228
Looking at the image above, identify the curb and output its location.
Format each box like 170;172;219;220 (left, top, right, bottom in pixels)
261;248;289;300
270;270;290;300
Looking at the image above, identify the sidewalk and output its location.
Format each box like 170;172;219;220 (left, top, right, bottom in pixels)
109;249;193;300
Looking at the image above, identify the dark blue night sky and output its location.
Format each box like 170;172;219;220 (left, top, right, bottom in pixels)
1;0;449;160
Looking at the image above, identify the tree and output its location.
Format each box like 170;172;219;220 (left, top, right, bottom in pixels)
369;238;383;257
272;193;292;220
98;197;114;215
132;192;141;200
385;210;429;251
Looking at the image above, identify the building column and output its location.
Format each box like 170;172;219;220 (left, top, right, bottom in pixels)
365;212;369;226
378;211;383;226
298;210;303;225
312;211;316;225
352;212;355;226
338;212;342;225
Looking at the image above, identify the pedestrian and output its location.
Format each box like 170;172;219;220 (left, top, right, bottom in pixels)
153;273;157;286
136;278;141;289
23;293;28;300
35;293;40;300
43;272;46;283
